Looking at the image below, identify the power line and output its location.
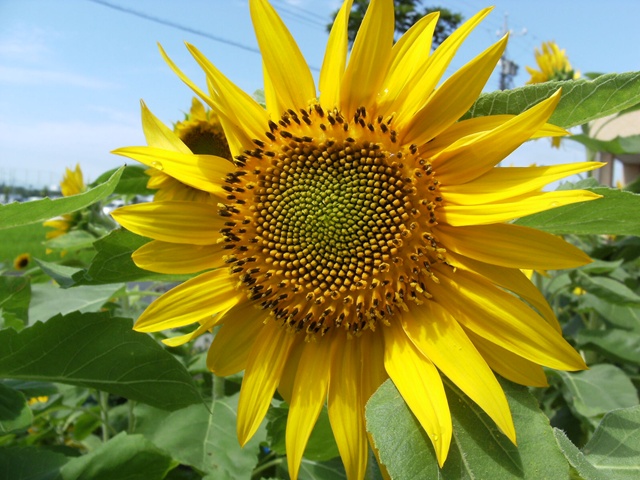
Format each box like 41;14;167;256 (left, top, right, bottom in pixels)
88;0;261;54
87;0;320;71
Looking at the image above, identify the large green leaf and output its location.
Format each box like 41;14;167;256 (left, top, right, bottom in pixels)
0;276;30;325
580;296;640;332
554;365;639;422
573;271;640;307
568;134;640;155
577;328;640;365
60;432;176;480
464;72;640;128
0;446;67;480
134;391;265;479
580;405;640;480
0;382;32;434
72;229;181;286
28;282;124;324
0;311;202;411
93;165;154;196
0;167;124;230
515;187;640;236
366;378;569;479
553;429;606;480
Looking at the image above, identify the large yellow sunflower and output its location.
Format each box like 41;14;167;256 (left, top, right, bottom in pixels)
112;1;601;477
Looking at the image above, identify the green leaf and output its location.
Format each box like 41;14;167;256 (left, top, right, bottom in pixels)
134;391;265;479
28;282;124;324
581;406;640;480
0;276;30;325
580;296;640;331
0;311;202;411
60;432;176;480
553;429;607;480
577;328;640;365
463;72;640;128
45;230;97;252
554;365;639;422
0;382;32;434
34;259;84;289
568;134;640;155
0;166;124;230
0;446;67;480
93;165;154;196
366;378;569;479
573;271;640;306
72;229;181;286
515;187;640;236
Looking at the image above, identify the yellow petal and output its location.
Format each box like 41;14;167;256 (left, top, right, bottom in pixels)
237;322;296;446
133;240;225;274
401;35;508;147
134;269;240;332
207;302;266;376
278;339;306;405
440;162;604;205
328;334;368;480
249;0;316;114
466;328;549;387
403;302;516;443
140;101;190;153
112;201;225;245
186;43;270;139
393;7;493;122
446;252;560;332
382;321;451;467
431;266;587;371
340;0;394;116
359;329;388;400
377;12;438;114
112;146;233;196
319;0;353;110
286;337;333;480
435;223;592;270
162;319;217;347
441;189;602;226
434;90;562;185
421;115;568;158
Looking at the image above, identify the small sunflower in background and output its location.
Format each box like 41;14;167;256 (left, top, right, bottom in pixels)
113;0;602;477
43;164;87;239
13;253;31;270
145;97;232;204
527;41;580;84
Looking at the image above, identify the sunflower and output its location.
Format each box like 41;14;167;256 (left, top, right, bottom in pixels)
13;253;31;270
44;164;86;239
145;97;232;203
112;0;602;477
526;41;580;84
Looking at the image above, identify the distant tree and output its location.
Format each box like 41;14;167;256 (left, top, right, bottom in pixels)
328;0;463;48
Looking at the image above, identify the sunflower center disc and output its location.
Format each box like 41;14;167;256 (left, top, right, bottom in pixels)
221;106;446;337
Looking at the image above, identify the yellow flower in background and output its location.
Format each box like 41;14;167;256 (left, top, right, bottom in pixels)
112;0;602;477
526;41;580;84
145;97;232;203
13;253;31;270
44;164;87;239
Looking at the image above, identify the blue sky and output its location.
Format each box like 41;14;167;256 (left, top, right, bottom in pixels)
1;0;638;189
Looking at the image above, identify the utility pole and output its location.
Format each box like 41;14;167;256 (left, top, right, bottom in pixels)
497;12;526;90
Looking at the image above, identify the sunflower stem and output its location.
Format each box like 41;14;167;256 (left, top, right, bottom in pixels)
98;390;110;443
251;456;283;479
212;374;225;401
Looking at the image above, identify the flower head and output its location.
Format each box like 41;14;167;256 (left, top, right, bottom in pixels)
527;41;580;84
13;253;31;270
112;1;601;477
44;164;87;239
145;97;232;203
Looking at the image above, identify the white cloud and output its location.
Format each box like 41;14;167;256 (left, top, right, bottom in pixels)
0;25;54;62
0;66;118;89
